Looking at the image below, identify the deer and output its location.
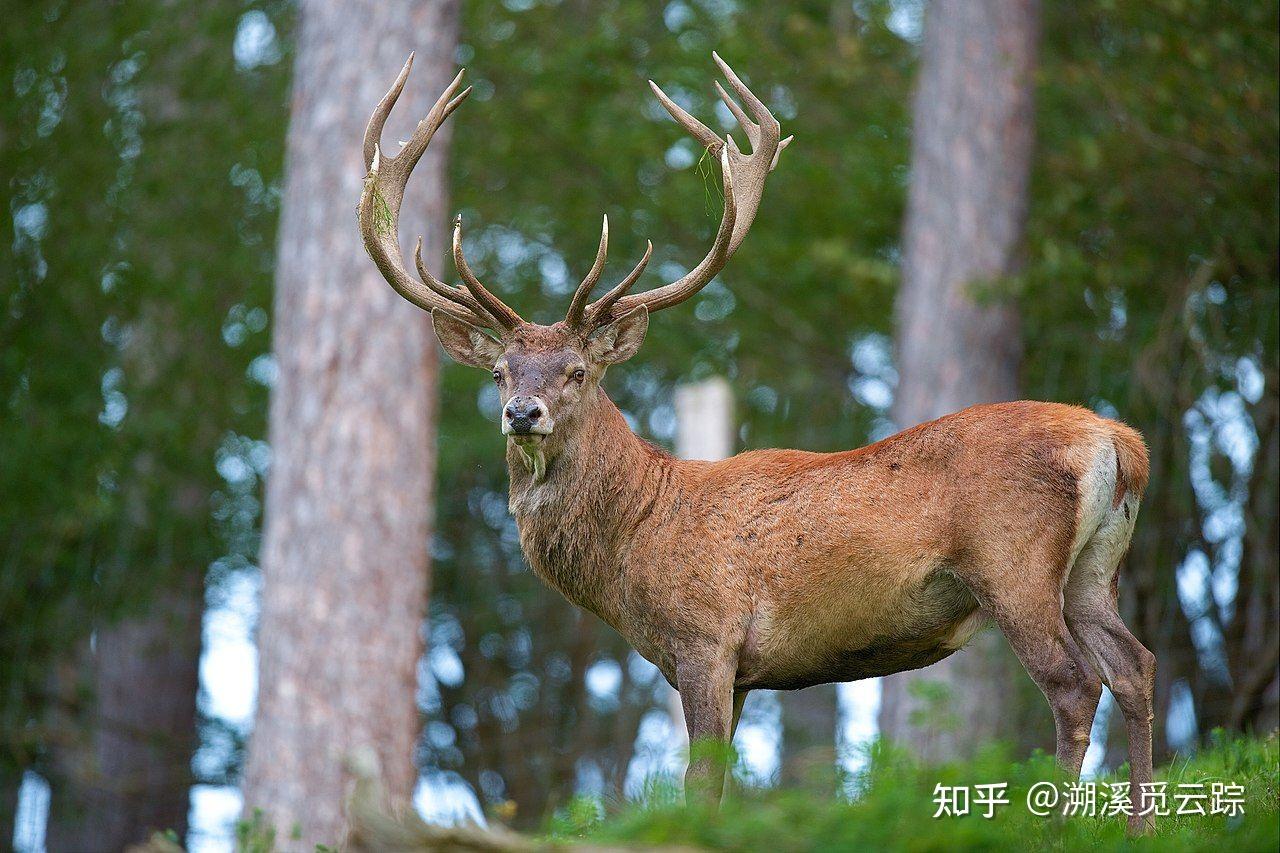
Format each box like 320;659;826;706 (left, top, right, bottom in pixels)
357;53;1157;830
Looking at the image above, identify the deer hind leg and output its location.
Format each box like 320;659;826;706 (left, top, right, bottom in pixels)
989;596;1102;772
962;555;1103;773
1063;494;1155;833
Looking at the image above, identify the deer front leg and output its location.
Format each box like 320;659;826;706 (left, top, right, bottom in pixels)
676;654;736;804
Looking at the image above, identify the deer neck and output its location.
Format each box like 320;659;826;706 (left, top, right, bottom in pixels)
505;391;668;621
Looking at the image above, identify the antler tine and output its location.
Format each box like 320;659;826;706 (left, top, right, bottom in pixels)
713;75;793;172
714;80;754;137
363;53;415;171
565;215;610;329
414;236;499;324
397;67;471;176
648;81;723;155
359;57;516;330
709;52;783;254
587;52;785;324
590;148;737;324
585;240;653;329
452;216;524;331
712;52;777;142
362;54;784;335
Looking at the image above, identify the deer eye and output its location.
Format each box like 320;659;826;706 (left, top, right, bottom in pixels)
571;368;586;382
492;369;502;383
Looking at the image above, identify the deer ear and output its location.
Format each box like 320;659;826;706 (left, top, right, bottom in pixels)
431;310;505;369
586;305;649;365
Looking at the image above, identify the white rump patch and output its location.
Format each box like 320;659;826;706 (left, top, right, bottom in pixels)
1067;443;1118;574
944;608;991;650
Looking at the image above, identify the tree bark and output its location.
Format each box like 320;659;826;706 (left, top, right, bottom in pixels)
779;685;838;790
45;579;203;852
878;0;1041;761
241;1;457;846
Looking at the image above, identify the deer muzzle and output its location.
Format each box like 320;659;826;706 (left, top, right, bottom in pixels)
502;395;554;438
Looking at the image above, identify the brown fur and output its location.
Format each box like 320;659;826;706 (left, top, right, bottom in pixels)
506;395;1142;689
1110;420;1150;507
362;54;1153;826
433;315;1156;828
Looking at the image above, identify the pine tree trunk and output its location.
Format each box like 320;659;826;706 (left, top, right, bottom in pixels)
45;579;203;852
877;0;1041;761
241;1;457;846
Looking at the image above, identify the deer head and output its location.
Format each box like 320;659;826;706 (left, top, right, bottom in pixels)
358;53;790;478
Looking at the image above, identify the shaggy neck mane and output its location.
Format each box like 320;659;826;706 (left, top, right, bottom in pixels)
505;390;672;623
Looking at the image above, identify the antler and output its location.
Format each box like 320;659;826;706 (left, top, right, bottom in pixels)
563;215;653;333
358;55;523;333
576;52;791;329
360;53;787;338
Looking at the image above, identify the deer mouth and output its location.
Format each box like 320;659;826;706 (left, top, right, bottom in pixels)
511;433;549;481
503;410;554;441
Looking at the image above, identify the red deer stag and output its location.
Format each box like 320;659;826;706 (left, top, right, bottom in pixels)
358;54;1155;829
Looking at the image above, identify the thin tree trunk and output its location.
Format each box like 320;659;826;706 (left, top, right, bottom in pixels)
1;768;21;852
878;0;1041;761
779;685;838;790
45;579;203;852
241;1;456;846
1229;387;1279;734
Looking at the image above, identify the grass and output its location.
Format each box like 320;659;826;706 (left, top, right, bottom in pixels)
198;732;1277;851
549;732;1279;852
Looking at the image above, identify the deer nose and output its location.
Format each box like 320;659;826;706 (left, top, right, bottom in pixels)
504;396;543;434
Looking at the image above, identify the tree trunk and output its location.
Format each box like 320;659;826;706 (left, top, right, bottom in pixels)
779;685;838;790
1;768;21;853
1225;386;1279;735
241;1;456;846
878;0;1041;761
45;579;203;852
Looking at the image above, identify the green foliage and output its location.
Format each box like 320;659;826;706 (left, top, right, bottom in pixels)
0;0;289;779
1028;0;1278;417
234;808;277;853
0;0;1274;838
221;809;332;853
549;795;608;838
905;679;959;733
566;734;1280;851
425;1;914;823
425;0;1279;821
1028;0;1278;744
334;734;1279;851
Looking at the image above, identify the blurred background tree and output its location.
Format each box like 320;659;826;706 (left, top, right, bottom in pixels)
240;0;457;847
878;0;1041;762
1;0;287;847
1;0;1275;848
1028;0;1279;757
427;2;912;825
